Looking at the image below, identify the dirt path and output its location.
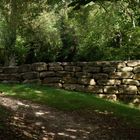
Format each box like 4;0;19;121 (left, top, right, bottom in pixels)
0;96;140;140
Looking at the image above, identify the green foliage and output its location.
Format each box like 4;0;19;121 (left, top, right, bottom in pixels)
0;0;140;65
73;1;140;61
14;36;27;64
57;17;78;61
69;0;119;10
18;9;62;64
0;0;48;65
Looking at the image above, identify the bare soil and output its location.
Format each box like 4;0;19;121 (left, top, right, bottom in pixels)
0;96;140;140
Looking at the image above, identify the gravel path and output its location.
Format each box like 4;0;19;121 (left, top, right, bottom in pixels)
0;96;140;140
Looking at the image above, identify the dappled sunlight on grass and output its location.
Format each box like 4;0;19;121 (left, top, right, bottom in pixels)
0;83;140;127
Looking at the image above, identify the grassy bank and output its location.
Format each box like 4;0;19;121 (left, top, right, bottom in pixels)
0;83;140;127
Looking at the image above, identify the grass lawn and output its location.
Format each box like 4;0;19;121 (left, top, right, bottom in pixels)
0;83;140;127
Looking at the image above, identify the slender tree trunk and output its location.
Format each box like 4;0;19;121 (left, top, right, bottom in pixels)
4;0;17;66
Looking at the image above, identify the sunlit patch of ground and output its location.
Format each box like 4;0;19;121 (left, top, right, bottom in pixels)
0;96;140;140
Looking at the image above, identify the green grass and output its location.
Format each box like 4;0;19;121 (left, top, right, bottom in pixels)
0;83;140;127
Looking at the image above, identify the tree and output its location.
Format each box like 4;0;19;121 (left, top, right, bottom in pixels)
69;0;119;10
0;0;47;65
0;0;139;64
69;0;140;61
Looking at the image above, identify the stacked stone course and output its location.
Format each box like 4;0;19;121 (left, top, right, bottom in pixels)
0;60;140;103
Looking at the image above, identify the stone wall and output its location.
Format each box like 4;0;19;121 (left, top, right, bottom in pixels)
0;61;140;104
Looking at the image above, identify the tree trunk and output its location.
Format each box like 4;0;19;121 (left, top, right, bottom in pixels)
4;0;17;66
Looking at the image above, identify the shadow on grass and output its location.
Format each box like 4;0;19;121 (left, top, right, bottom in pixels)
0;83;140;128
0;95;140;140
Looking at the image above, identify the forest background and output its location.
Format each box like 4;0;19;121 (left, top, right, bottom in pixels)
0;0;140;66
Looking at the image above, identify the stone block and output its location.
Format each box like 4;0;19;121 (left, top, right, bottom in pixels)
93;61;115;67
2;80;20;84
99;61;112;66
117;94;140;104
138;86;140;94
83;66;101;73
75;72;92;78
75;85;86;91
48;62;63;71
0;74;20;81
64;66;81;72
97;80;121;86
104;86;118;94
132;97;140;106
43;77;61;84
134;74;140;80
0;67;3;73
40;71;56;78
119;85;138;94
99;61;126;69
87;86;103;93
133;66;140;73
116;62;126;68
23;79;41;84
90;79;96;85
78;78;96;85
103;67;116;73
76;62;106;67
56;71;74;77
48;62;62;67
120;72;134;78
107;61;128;68
19;64;32;73
63;84;76;90
32;62;47;71
110;72;134;79
76;62;94;66
93;73;108;80
118;67;133;72
3;67;18;74
21;72;39;80
61;62;74;66
63;84;85;91
122;79;139;86
127;60;140;67
45;83;63;88
49;66;63;71
63;77;77;84
98;94;117;101
78;78;89;85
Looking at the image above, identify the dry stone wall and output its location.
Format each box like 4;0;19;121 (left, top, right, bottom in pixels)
0;61;140;103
